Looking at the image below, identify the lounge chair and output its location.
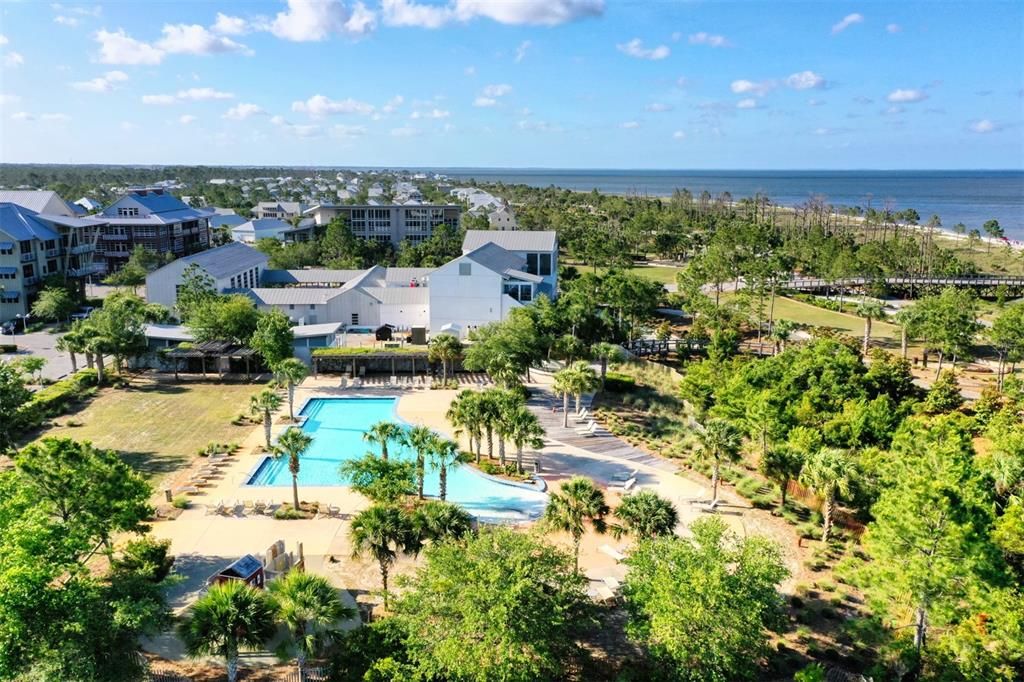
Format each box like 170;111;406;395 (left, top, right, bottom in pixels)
575;421;597;436
610;477;637;492
603;576;622;590
243;499;255;514
573;409;590;423
599;544;626;562
206;500;226;515
611;468;638;482
339;377;348;389
188;476;213;488
253;499;267;515
176;485;200;496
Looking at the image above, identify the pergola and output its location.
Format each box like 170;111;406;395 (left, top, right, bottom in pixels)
165;341;260;381
312;350;431;379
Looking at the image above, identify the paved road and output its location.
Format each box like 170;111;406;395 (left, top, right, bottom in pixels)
0;328;74;381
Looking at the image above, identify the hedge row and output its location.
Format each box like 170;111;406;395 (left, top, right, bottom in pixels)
15;368;99;431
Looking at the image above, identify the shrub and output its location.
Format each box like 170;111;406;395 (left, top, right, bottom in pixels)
172;495;191;509
274;507;307;520
14;367;98;431
0;344;16;353
603;372;636;393
112;537;174;582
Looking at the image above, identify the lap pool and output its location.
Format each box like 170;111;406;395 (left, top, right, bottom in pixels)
246;397;548;521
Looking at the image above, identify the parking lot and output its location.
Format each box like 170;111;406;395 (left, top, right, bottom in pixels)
1;327;75;381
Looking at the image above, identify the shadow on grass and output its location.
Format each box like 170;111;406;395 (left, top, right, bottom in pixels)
121;450;191;480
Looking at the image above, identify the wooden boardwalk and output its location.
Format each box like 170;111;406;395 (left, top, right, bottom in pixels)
527;388;678;474
785;274;1024;291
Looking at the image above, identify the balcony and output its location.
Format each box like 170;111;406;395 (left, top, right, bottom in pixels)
23;275;39;286
67;263;104;277
45;248;60;258
103;249;130;258
69;243;96;255
102;234;129;241
19;252;34;263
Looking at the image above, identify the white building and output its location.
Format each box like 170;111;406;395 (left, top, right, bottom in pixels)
145;241;269;310
487;205;518;231
230;218;314;244
252;201;307;221
461;230;558;298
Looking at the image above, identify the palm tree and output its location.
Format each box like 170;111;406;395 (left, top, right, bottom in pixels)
769;319;797;355
505;405;545;474
274;427;313;511
250;389;283;450
363;420;407;461
350;504;417;609
552;367;574;428
759;445;805;512
592;342;624;388
405;425;435;499
177;580;278;682
274;358;309;421
413;499;474;543
567;361;599;414
492;389;522;467
427;438;467;501
478;389;501;460
446;390;483;462
543;476;609;573
894;306;924;360
428;333;463;384
694;418;743;509
799;447;855;542
268;571;355;679
856;299;885;355
611;490;678;540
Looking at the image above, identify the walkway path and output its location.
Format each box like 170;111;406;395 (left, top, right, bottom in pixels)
527;386;678;474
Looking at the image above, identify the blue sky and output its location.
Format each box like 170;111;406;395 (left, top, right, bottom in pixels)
0;0;1022;168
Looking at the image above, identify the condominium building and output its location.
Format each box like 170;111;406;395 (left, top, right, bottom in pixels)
0;200;106;320
96;189;213;273
304;204;462;245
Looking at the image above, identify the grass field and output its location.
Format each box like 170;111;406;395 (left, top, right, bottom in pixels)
564;260;684;285
39;380;261;483
720;293;901;344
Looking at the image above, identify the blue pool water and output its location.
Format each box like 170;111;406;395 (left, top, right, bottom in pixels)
247;397;548;520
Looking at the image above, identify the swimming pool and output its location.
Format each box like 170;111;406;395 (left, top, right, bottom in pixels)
247;397;548;521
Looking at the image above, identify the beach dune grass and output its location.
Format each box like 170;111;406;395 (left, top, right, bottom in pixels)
38;380;261;482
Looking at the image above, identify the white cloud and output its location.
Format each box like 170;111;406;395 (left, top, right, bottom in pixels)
330;124;366;138
514;40;532;63
675;76;691;89
271;0;376;41
411;108;450;119
968;119;1002;134
620;120;640;129
517;119;562;133
731;79;775;96
482;83;512;97
884;105;904;115
120;121;138;132
832;13;864;35
94;29;164;65
40;113;71;122
381;95;404;113
645;102;672;112
70;70;129;93
736;98;758;109
223;103;266;120
785;70;826;90
271;115;323;137
464;65;476;76
0;35;8;46
453;0;604;26
672;130;686;140
178;87;234;101
382;0;452;28
0;93;20;106
886;23;901;34
156;24;253;56
473;96;497;107
688;32;731;48
887;88;927;103
390;125;421;137
616;38;670;60
212;13;249;35
291;94;375;117
2;52;25;68
179;114;197;125
141;94;177;105
10;112;33;121
54;15;79;27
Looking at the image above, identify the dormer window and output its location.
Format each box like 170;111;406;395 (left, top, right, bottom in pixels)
459;262;472;276
117;207;140;217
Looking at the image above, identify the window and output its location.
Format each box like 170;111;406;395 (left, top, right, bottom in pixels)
308;304;316;310
0;292;19;303
230;276;237;288
22;264;34;279
526;253;551;276
351;313;359;325
289;304;295;310
0;270;15;280
538;253;552;276
459;262;472;276
0;243;13;255
117;207;139;217
19;241;32;254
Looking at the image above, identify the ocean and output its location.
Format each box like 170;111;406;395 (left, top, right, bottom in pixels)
436;169;1024;240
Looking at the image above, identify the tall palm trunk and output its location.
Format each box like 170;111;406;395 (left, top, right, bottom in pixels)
498;438;506;467
862;317;872;355
291;473;300;511
68;352;77;372
600;359;608;388
562;392;569;428
574;393;582;414
380;442;389;461
226;654;239;682
95;355;105;384
417;454;425;499
440;466;448;500
516;445;524;474
822;494;834;541
380;562;390;608
263;410;272;449
572;534;581;574
288;383;295;420
486;426;494;460
778;478;789;512
710;460;720;507
900;327;909;359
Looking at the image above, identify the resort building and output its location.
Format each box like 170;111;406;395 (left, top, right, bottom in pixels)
230;218;315;244
303;203;462;246
0;201;106;320
461;230;559;298
252;201;307;221
145;241;269;310
487;205;518;230
96;189;213;273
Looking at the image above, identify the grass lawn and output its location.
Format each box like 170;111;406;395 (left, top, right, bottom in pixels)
732;294;901;343
39;380;262;483
564;260;683;285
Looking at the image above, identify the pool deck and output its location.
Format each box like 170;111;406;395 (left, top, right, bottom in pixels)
145;372;772;663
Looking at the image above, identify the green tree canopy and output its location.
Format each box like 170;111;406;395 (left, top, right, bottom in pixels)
250;310;294;367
